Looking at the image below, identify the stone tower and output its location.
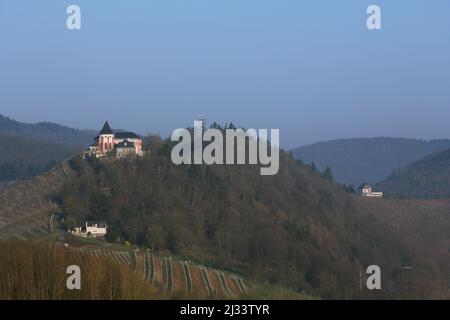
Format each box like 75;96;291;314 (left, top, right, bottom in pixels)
99;121;114;155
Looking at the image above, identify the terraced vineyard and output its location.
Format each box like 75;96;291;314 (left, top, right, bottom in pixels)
354;196;450;236
354;195;450;291
80;248;247;299
0;162;70;240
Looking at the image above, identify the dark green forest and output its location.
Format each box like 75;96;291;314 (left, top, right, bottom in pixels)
56;135;450;299
377;148;450;198
0;114;95;181
0;134;72;181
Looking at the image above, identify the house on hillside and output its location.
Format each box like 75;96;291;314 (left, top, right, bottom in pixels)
361;184;383;198
116;139;137;159
70;221;108;238
84;121;144;159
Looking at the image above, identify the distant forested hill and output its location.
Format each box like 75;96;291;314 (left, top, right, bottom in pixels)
291;138;450;187
0;114;95;149
0;134;72;181
376;148;450;198
0;114;95;181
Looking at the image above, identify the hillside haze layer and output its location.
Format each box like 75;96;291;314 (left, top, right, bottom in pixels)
377;148;450;198
291;137;450;187
0;114;95;181
0;114;95;148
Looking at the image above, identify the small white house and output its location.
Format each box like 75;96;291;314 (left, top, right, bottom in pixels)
70;221;108;238
361;184;383;198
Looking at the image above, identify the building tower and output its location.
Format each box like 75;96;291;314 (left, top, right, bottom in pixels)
98;121;114;155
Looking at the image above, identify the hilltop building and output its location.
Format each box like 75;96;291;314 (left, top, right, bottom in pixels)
84;121;143;159
70;221;108;238
361;184;383;198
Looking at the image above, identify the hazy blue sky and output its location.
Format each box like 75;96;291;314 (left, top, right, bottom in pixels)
0;1;449;148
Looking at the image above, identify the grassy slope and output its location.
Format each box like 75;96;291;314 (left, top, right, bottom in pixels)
0;241;155;300
0;239;311;300
0;163;69;240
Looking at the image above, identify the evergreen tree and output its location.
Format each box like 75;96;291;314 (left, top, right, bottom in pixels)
322;166;333;182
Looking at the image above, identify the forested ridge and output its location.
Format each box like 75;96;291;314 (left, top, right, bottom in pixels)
0;134;71;181
292;137;450;187
0;114;95;181
55;135;450;299
0;114;94;148
377;148;450;199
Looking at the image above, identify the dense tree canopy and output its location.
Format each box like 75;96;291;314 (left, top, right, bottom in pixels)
56;135;450;299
